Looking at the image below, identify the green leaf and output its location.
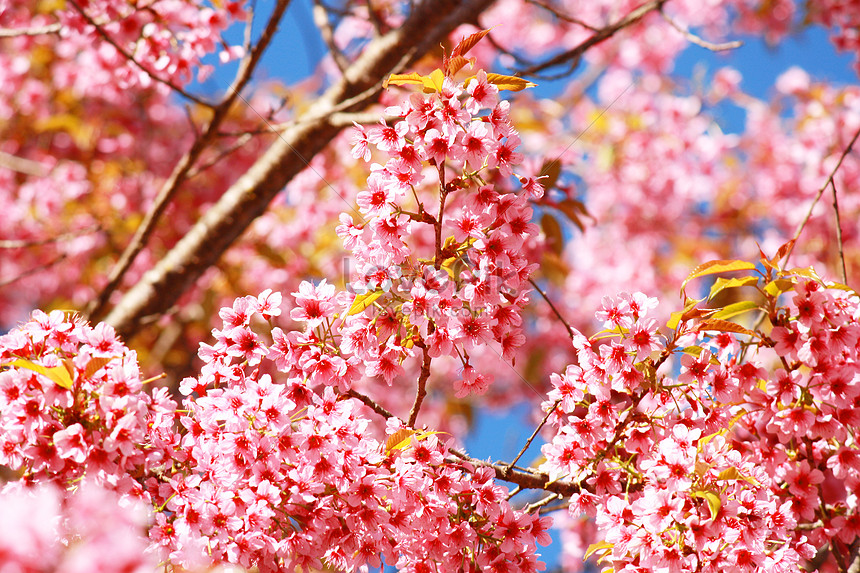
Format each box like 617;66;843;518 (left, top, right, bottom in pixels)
711;300;759;320
348;291;382;315
8;358;74;390
681;260;757;296
708;276;759;301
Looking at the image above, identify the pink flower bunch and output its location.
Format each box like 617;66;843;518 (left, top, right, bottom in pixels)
540;271;860;572
0;309;177;495
2;0;245;97
174;295;552;570
335;69;539;394
0;293;551;571
0;479;155;573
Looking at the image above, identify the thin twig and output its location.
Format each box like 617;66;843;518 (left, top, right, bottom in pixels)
505;399;560;473
314;0;350;72
831;179;848;284
521;492;562;513
66;0;213;108
86;0;292;323
0;23;62;37
516;0;668;76
785;123;860;266
526;0;599;31
0;254;67;288
345;388;396;419
0;225;101;249
529;278;576;340
187;133;256;178
408;344;432;427
659;10;742;52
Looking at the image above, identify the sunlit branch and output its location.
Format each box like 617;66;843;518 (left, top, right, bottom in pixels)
529;278;576;340
521;492;562;514
0;151;49;177
186;133;256;178
345;388;397;419
448;448;585;497
0;23;62;37
314;0;350;73
0;225;101;250
87;0;292;323
0;254;67;288
525;0;599;31
515;0;669;77
408;344;432;427
831;179;848;284
66;0;213;108
659;9;742;52
785;123;860;267
505;399;560;472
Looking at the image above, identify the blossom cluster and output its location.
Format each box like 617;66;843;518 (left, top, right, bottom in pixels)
0;299;550;571
329;69;539;396
0;479;155;573
539;267;860;572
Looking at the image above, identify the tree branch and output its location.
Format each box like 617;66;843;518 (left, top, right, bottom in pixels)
515;0;668;77
0;23;62;37
448;448;585;497
345;388;397;419
505;399;560;472
86;0;293;322
103;0;497;341
785;123;860;267
831;179;848;284
66;0;213;107
659;9;742;52
408;344;432;427
314;0;350;73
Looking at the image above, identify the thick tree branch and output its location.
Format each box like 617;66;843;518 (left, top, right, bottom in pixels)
87;0;292;322
103;0;497;340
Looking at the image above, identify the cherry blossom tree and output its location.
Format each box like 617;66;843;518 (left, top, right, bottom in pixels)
2;0;860;572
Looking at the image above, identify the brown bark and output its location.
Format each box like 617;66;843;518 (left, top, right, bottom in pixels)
103;0;495;340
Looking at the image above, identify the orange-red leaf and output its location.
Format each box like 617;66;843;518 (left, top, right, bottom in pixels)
452;28;492;57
